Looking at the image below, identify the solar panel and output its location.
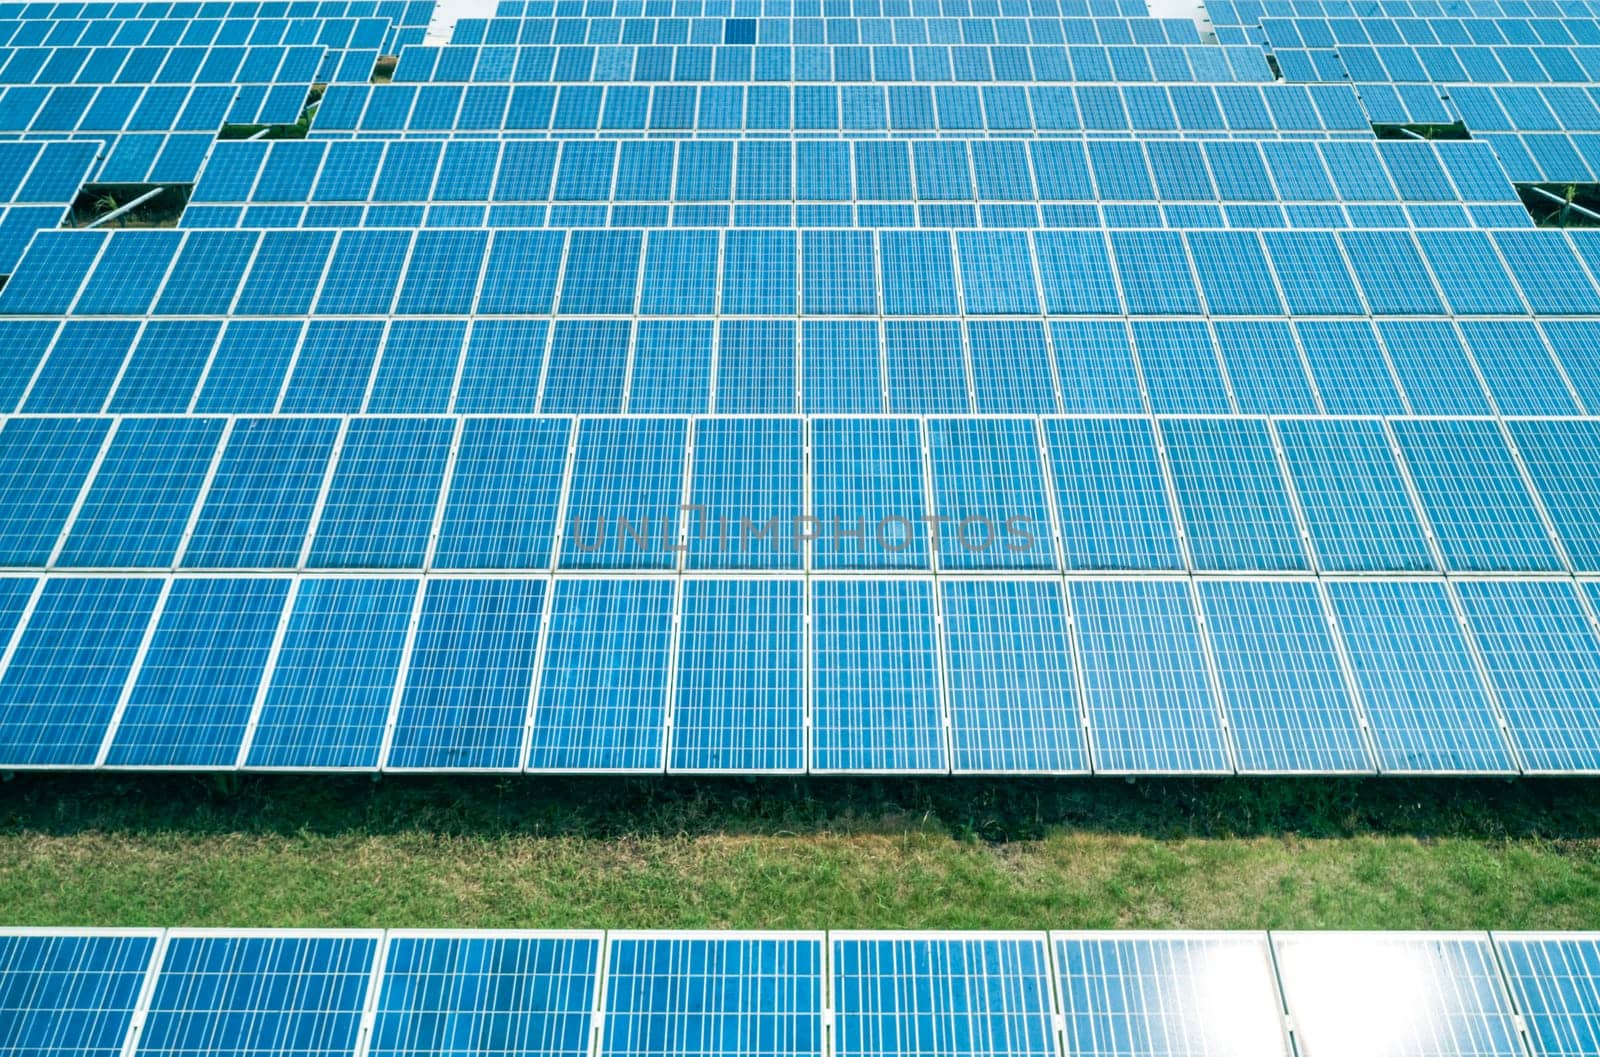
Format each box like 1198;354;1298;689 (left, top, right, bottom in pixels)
1197;579;1371;773
1070;579;1230;774
371;931;601;1057
831;934;1056;1057
940;578;1086;773
1053;932;1291;1057
0;929;160;1057
1391;419;1564;573
670;578;804;773
104;576;288;767
527;576;673;772
602;933;824;1057
245;577;416;770
1272;933;1523;1057
137;931;379;1057
1494;933;1600;1057
1326;580;1516;774
1456;579;1600;774
810;578;944;773
386;577;546;771
1275;418;1435;573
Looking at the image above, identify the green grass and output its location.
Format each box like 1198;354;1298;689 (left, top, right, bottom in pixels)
2;775;1598;930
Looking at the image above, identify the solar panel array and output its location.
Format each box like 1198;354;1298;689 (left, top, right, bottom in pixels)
4;929;1600;1057
4;0;1600;775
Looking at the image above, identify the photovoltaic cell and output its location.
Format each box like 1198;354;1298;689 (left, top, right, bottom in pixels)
1327;580;1515;774
1392;419;1563;573
811;578;944;773
1276;418;1434;573
306;418;453;570
388;577;545;771
106;576;288;768
0;577;156;767
57;417;224;569
1494;934;1600;1057
1197;579;1370;774
247;577;416;771
1044;417;1181;571
1161;418;1307;572
1458;580;1600;774
1071;579;1230;774
183;418;339;570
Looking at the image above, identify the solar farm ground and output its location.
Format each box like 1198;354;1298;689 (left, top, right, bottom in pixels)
3;775;1597;929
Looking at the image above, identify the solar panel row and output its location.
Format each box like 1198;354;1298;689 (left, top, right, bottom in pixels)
440;13;1204;47
5;929;1600;1057
187;138;1518;210
310;79;1372;130
1;571;1599;772
13;225;1600;319
0;413;1596;573
378;41;1273;82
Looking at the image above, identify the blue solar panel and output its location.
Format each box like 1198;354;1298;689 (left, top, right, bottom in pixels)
183;418;339;569
0;930;159;1057
1276;418;1435;573
1494;934;1600;1057
832;934;1056;1057
527;577;673;772
1457;579;1600;774
57;417;223;569
1273;933;1523;1057
1327;579;1516;774
435;418;570;571
246;577;416;771
0;417;108;566
925;418;1055;572
811;578;944;773
138;932;379;1057
371;932;600;1057
1054;933;1291;1057
810;418;928;571
559;418;686;572
105;576;288;767
687;418;803;571
1044;417;1180;571
941;578;1086;774
1392;418;1564;573
602;934;824;1057
1071;579;1230;774
670;578;803;773
1197;579;1371;774
386;577;545;771
1161;418;1307;573
307;418;453;570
